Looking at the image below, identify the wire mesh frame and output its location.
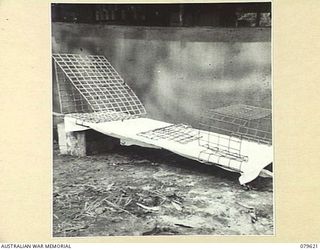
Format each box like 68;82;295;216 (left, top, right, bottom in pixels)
199;108;272;146
137;124;200;144
54;62;93;114
66;111;140;124
195;104;273;171
52;54;147;119
212;104;271;121
197;127;248;172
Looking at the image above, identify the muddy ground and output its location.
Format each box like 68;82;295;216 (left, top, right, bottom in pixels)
53;141;273;237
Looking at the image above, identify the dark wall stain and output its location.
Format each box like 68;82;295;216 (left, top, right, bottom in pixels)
52;23;271;127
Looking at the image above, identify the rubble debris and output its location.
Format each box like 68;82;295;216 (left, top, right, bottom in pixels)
53;145;273;236
236;201;258;223
171;201;182;211
142;225;179;236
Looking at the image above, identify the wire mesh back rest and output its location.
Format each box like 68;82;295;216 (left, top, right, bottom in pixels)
52;54;146;118
54;62;93;114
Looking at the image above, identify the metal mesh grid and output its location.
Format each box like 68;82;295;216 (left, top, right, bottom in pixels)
66;111;139;124
196;104;271;171
137;124;200;144
199;104;272;145
54;62;93;114
52;53;146;120
197;131;248;171
199;131;243;156
213;104;271;120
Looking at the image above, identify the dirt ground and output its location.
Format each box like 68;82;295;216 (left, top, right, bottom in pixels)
53;142;273;237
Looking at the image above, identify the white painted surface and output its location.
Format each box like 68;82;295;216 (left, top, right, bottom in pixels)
64;117;272;184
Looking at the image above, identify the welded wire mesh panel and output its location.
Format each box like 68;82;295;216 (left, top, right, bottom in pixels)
52;54;146;120
137;124;200;144
199;131;243;156
196;104;271;171
54;62;93;114
199;104;272;145
213;104;271;120
197;131;248;171
66;111;136;123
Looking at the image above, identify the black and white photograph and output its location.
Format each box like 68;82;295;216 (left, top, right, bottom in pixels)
52;2;273;237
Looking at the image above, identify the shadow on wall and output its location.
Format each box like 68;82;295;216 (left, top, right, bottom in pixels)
52;23;271;127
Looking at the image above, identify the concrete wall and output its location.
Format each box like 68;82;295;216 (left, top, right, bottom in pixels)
52;23;271;127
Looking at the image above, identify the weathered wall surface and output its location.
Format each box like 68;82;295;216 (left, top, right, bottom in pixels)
52;23;271;127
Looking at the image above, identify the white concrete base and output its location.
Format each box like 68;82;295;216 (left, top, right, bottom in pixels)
57;122;86;156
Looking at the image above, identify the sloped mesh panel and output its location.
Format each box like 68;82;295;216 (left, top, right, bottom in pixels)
54;62;93;114
52;53;146;122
